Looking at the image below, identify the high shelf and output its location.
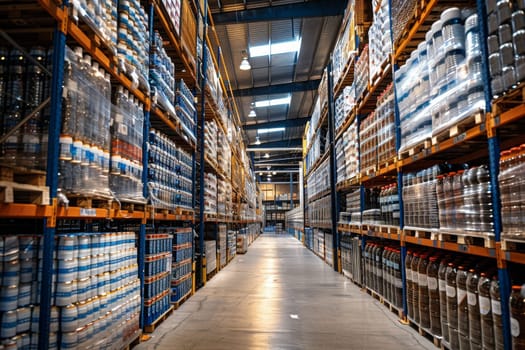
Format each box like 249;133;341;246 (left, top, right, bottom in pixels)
0;0;261;348
301;1;524;349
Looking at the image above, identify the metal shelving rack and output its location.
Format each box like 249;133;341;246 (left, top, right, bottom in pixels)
192;0;262;287
0;0;201;348
302;0;524;349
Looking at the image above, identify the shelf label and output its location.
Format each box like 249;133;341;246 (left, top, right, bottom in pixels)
454;133;466;144
80;208;97;217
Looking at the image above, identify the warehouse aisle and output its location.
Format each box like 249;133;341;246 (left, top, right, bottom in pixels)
136;235;435;350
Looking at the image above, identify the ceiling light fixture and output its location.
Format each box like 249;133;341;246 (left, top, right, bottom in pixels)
255;136;261;145
264;153;270;159
272;171;276;175
248;103;257;117
239;50;251;71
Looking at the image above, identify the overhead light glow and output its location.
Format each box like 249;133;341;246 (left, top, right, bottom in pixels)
259;172;263;176
255;136;261;145
255;96;291;108
248;108;257;117
258;127;285;134
239;50;251;70
249;38;302;58
264;153;270;159
272;171;276;175
240;57;251;70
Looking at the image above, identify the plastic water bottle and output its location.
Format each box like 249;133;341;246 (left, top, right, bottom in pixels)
2;49;25;166
0;48;8;133
20;47;47;169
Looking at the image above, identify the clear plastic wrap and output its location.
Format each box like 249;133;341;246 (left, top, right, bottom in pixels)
307;188;331;227
110;86;144;201
69;0;117;55
436;165;494;236
51;231;140;350
176;79;197;140
335;85;355;131
403;166;442;230
486;0;525;96
150;31;176;112
204;120;218;165
59;46;112;196
335;139;346;184
499;145;525;238
368;0;392;83
397;9;486;154
359;113;377;173
391;0;418;45
1;47;51;170
148;129;193;209
379;183;400;226
117;0;149;92
344;121;359;180
354;45;369;101
376;84;396;165
332;3;357;85
203;172;217;214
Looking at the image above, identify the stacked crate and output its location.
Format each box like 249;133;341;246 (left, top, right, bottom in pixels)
171;228;193;304
144;232;172;327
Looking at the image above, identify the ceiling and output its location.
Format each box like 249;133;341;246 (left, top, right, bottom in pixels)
208;0;346;183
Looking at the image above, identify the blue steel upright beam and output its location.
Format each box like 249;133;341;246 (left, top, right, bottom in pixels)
212;1;347;24
198;0;209;287
389;0;408;319
326;61;339;271
40;15;67;350
476;1;511;348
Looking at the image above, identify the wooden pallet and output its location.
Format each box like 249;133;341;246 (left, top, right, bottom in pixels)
361;224;377;233
432;112;485;145
203;212;217;221
408;318;442;349
172;290;192;310
123;330;142;350
438;231;495;248
0;180;49;205
377;158;397;172
501;237;525;252
398;138;432;160
112;199;147;213
0;166;47;185
349;223;362;234
378;225;400;235
492;85;525;114
404;228;435;240
361;166;378;177
143;306;174;333
67;193;113;209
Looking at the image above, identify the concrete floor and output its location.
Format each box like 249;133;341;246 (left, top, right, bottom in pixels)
136;234;435;350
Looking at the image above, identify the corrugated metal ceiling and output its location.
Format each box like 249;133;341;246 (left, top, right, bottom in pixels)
209;0;344;178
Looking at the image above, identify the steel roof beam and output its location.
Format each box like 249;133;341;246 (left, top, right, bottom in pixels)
244;117;310;130
247;138;302;150
234;80;321;97
212;1;347;24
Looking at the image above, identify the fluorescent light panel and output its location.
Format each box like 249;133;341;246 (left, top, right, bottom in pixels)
258;127;285;134
249;38;301;58
255;96;291;108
